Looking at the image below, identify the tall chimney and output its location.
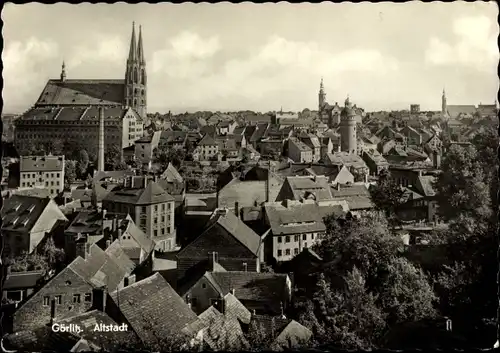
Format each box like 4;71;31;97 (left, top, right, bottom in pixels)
98;107;105;172
234;201;240;218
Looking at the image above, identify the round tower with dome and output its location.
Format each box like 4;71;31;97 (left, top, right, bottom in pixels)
340;96;357;154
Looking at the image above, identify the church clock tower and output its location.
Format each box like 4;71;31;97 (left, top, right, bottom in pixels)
125;22;147;119
441;88;447;117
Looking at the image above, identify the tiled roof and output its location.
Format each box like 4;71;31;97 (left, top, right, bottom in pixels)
160;162;183;183
197;306;249;350
289;139;312;152
224;292;252;325
93;170;135;183
198;133;217;146
20;106;135;123
1;195;56;232
68;243;134;292
104;180;174;205
363;151;389;166
159;130;187;144
250;124;269;142
213;210;262;256
286;176;333;202
109;273;198;343
35;79;125;106
265;202;328;235
446;105;477;118
416;175;436;197
208;271;289;309
3;270;44;290
273;319;313;349
20;156;64;172
330;184;373;210
2;327;80;352
324;152;368;169
122;219;155;255
59;310;138;349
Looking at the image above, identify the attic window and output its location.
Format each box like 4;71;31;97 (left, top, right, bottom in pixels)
66;280;72;286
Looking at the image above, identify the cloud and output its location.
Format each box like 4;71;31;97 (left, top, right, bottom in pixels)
425;15;498;71
160;35;400;108
150;31;221;79
68;36;128;69
2;37;59;110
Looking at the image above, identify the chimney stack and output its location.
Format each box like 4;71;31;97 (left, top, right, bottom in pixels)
117;228;123;240
98;107;105;172
106;240;111;249
231;289;235;296
234;201;240;218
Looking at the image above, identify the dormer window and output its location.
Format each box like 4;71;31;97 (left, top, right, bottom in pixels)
12;217;20;226
27;205;35;213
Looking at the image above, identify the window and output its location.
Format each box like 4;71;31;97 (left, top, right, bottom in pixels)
45;182;49;187
84;293;92;302
161;228;165;235
57;181;60;186
22;182;25;187
277;250;282;257
161;215;165;222
154;205;158;212
51;181;54;186
202;283;207;289
285;236;290;243
162;204;165;211
51;173;54;178
141;206;147;213
302;234;307;240
73;294;81;303
140;219;146;227
43;296;50;306
55;295;62;305
278;236;282;243
285;249;290;255
294;235;299;242
294;248;299;255
154;217;158;224
304;242;308;248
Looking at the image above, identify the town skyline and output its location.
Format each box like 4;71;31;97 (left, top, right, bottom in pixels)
2;2;498;115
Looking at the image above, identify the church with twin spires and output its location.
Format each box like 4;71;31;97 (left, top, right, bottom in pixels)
14;23;146;158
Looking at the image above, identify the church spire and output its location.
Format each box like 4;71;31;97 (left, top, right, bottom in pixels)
137;25;145;64
60;61;66;82
128;22;137;61
320;77;324;91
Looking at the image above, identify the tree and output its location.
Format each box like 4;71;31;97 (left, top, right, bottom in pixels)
42;236;65;271
76;149;89;177
296;269;386;350
430;125;497;347
64;160;77;185
295;211;438;349
154;145;186;169
377;258;437;326
369;169;405;224
105;145;123;171
433;144;491;224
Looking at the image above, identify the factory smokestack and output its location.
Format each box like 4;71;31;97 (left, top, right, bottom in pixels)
98;106;105;172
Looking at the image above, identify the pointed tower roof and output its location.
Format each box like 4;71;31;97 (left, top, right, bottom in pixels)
320;77;324;90
137;25;145;64
128;22;137;61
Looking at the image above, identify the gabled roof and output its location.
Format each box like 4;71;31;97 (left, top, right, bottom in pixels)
207;271;290;308
121;219;155;255
20;155;64;172
3;270;44;290
104;180;175;205
177;209;262;258
1;195;63;232
211;210;262;256
324;152;368;169
285;176;333;202
198;133;217;146
160;162;183;183
68;243;134;291
197;306;249;350
109;273;198;343
35;79;125;106
265;202;334;235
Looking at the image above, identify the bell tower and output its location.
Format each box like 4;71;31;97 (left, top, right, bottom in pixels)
125;22;147;119
441;87;447;117
318;77;326;111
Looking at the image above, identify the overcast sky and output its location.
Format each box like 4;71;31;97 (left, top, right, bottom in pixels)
2;2;499;114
